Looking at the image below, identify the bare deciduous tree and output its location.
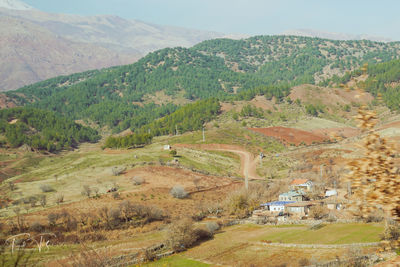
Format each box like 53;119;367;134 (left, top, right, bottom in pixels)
82;185;92;198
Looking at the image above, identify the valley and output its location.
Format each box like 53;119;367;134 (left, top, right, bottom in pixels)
1;3;400;264
2;79;400;265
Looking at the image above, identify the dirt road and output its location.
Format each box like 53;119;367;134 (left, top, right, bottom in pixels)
175;144;263;180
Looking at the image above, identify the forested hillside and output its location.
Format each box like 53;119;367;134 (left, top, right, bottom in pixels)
322;59;400;110
194;36;400;84
104;98;220;148
2;35;400;133
0;108;100;152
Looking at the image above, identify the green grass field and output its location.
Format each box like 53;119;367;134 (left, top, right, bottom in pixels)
252;223;384;244
177;223;383;266
143;255;209;267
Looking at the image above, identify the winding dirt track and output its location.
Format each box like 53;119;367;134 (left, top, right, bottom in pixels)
174;144;262;180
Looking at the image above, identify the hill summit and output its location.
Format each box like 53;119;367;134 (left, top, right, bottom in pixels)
0;0;32;10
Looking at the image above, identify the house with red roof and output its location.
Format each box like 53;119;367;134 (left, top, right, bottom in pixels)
290;179;313;191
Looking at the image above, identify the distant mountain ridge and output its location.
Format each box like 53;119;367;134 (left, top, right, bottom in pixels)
3;35;400;133
0;0;32;10
0;0;228;91
282;29;393;42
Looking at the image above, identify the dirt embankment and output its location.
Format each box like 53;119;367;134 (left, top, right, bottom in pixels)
0;93;17;109
249;127;327;146
174;144;262;180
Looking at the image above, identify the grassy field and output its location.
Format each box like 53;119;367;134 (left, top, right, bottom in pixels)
0;136;242;217
289;117;350;130
160;223;383;267
168;126;285;155
251;223;384;244
143;255;209;267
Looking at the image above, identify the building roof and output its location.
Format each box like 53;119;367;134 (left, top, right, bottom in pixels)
290;179;311;185
279;190;303;197
285;201;315;207
261;201;295;206
325;190;338;197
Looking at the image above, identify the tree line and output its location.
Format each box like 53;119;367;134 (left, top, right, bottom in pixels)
0;108;100;152
103;98;220;148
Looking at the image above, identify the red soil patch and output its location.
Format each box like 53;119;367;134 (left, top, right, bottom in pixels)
378;120;400;130
220;96;275;113
0;93;17;109
250;95;274;110
311;127;360;139
289;84;373;107
124;165;234;191
249;127;327;146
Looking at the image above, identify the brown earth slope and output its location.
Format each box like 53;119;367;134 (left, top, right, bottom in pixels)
249;126;327;146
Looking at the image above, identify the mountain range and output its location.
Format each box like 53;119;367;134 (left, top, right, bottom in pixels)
281;29;393;43
0;0;230;91
3;35;400;136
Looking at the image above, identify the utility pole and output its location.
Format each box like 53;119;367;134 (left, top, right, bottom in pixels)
245;169;249;190
347;182;352;196
202;127;205;142
320;164;323;180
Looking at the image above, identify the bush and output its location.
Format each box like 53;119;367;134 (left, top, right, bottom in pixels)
381;221;400;241
132;176;145;185
169;149;177;157
167;218;197;252
30;221;44;232
47;213;59;226
28;196;38;207
39;195;47;207
194;228;212;241
81;185;92;198
64;245;110;266
40;184;55;193
205;222;220;234
80;233;107;242
298;258;310;266
111;166;126;176
118;201;166;224
225;189;259;218
55;194;64;205
170;185;188;199
309;205;327;220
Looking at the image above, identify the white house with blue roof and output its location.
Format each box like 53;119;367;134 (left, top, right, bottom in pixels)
261;201;295;212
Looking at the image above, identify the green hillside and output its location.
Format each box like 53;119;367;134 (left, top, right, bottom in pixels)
0;108;100;152
323;59;400;110
3;36;400;133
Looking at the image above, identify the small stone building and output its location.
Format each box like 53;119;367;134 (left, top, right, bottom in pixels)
285;201;315;216
278;190;305;202
290;179;314;191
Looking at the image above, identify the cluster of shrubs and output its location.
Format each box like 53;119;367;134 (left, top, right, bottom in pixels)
167;218;220;252
3;201;168;243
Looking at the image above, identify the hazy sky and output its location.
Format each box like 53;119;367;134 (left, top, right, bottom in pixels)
23;0;400;40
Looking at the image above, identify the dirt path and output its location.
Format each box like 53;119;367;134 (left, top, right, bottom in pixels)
174;144;263;180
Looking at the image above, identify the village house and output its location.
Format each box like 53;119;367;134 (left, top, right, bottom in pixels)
163;145;171;150
285;201;315;216
325;189;338;197
290;179;314;191
278;190;305;202
261;201;295;213
324;196;343;210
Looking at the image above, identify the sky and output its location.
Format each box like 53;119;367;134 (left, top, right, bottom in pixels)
23;0;400;40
